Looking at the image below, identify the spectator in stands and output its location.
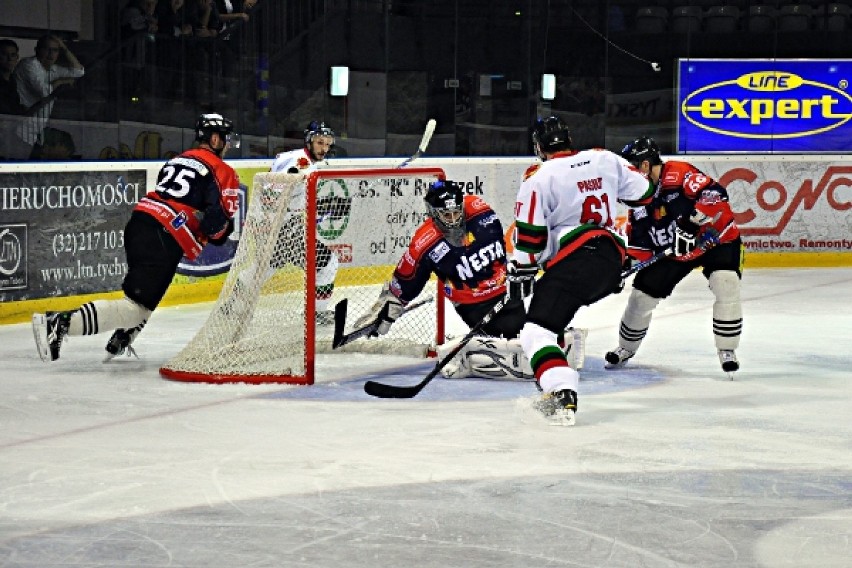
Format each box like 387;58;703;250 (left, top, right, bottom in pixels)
0;39;26;115
155;0;193;96
156;0;193;37
214;0;255;96
188;0;221;38
14;34;85;157
120;0;159;102
186;0;222;102
216;0;256;30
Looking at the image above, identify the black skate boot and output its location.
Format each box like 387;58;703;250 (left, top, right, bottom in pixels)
605;346;635;368
104;323;145;361
32;311;73;361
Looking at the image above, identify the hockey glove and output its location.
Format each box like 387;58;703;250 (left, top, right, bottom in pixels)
354;283;405;336
674;217;699;257
506;261;538;301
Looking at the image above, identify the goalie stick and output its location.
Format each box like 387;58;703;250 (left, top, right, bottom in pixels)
363;296;509;399
332;296;434;349
397;119;436;168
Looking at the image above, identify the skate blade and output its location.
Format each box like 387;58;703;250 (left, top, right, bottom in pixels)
31;313;50;362
546;408;576;427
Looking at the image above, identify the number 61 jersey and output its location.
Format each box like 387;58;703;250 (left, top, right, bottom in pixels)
512;149;654;268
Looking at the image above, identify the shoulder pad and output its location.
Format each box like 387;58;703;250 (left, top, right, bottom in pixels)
463;195;491;218
409;221;443;256
523;163;540;180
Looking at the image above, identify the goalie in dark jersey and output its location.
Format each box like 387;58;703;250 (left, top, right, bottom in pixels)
354;179;585;379
605;136;744;376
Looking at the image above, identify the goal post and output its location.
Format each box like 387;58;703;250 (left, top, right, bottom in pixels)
160;167;447;385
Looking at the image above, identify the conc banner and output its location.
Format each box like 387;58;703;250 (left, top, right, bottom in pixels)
677;59;852;153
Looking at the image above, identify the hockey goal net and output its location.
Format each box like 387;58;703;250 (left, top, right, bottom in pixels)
160;167;447;384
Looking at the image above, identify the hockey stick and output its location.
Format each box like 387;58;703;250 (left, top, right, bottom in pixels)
397;119;436;168
332;296;434;349
621;248;673;279
363;296;509;399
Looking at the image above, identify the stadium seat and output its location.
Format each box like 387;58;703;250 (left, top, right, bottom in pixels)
748;4;776;33
777;3;813;32
705;5;740;33
635;6;668;34
671;5;702;33
826;3;850;32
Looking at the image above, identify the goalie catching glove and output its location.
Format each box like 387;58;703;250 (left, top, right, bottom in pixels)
506;260;538;301
354;283;406;336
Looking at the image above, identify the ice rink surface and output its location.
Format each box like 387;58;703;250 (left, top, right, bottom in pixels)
1;267;851;567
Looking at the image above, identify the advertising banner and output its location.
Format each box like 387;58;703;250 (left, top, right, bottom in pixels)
677;59;852;153
0;167;146;302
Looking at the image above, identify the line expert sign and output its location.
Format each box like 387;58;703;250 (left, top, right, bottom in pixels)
677;59;852;153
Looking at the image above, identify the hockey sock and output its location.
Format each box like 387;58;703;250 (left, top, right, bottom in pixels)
709;270;742;350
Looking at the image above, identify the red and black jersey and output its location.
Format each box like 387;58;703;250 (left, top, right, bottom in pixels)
390;196;508;305
628;160;739;257
135;147;240;260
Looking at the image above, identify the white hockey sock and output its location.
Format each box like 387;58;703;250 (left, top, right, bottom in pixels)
69;297;152;336
709;270;742;350
618;288;660;351
520;322;579;392
316;253;339;312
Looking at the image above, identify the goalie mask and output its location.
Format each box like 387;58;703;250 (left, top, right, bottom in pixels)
531;116;572;160
620;136;662;168
425;179;465;245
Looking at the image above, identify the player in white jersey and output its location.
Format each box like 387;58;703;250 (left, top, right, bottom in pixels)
229;121;343;325
509;116;654;425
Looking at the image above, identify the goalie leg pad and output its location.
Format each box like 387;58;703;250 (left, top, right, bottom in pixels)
617;288;660;351
563;327;588;370
708;270;742;350
465;337;534;381
439;337;538;381
437;336;473;379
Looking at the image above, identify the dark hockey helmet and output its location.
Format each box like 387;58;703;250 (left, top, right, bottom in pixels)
195;113;239;149
304;120;335;146
425;179;466;244
531;116;572;159
620;136;662;168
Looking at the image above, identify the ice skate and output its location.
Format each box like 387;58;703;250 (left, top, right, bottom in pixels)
533;389;577;426
104;325;143;361
32;311;73;362
605;346;635;368
718;349;739;379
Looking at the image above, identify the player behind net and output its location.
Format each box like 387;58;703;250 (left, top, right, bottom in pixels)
227;120;345;325
32;113;241;362
353;179;586;380
604;136;744;377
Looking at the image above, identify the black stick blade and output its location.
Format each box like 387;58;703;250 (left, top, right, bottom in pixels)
363;379;425;399
332;299;348;348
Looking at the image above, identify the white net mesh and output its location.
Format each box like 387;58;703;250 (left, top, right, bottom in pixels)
161;167;446;384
